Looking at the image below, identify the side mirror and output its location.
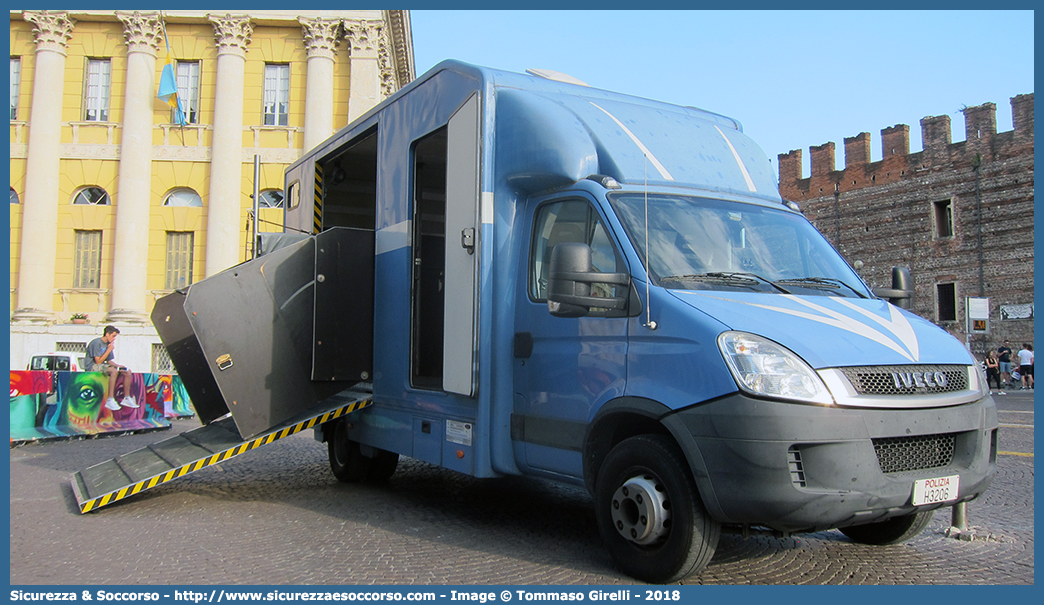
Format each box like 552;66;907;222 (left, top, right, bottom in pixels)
547;242;630;318
872;266;914;310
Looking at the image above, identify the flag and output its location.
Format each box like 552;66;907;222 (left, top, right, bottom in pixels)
157;23;187;126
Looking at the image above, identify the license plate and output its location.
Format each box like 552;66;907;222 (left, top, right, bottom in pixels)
912;474;960;506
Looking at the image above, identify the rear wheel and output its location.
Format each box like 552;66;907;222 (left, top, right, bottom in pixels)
328;419;370;483
366;448;399;482
594;434;720;583
839;510;934;545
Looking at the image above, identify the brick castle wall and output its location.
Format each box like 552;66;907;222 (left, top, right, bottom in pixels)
777;94;1034;354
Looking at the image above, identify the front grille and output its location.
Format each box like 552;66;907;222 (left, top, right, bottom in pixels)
841;365;968;396
873;433;956;473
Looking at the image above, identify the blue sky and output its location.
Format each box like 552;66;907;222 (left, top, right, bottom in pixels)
411;10;1034;179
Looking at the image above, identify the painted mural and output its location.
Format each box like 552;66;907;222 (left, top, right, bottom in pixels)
10;370;195;443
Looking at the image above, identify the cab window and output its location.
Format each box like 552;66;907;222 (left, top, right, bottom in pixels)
529;199;623;302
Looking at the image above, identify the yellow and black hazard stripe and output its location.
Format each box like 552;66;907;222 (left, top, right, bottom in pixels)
77;398;372;514
313;162;323;234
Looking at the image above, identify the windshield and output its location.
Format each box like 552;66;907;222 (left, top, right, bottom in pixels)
608;193;871;297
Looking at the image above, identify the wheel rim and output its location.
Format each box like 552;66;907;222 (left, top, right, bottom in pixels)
610;473;670;545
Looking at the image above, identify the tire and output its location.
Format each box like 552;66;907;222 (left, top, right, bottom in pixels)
594;434;720;583
839;510;935;545
366;448;399;482
327;419;370;483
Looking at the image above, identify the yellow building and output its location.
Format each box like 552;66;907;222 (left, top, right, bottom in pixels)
9;10;414;370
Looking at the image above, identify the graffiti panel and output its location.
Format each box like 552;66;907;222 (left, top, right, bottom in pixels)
9;371;196;444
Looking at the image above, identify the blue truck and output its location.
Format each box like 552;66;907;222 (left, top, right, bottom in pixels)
77;61;997;583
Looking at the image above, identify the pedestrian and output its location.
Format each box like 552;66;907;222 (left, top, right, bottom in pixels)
997;340;1013;388
1016;344;1034;390
984;351;1003;394
86;325;138;411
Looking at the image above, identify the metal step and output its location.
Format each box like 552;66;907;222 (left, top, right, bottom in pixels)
71;390;372;513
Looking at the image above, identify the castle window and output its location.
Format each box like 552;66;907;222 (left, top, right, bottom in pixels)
933;199;954;238
937;283;957;322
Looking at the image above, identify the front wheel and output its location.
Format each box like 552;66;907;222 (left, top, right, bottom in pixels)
594;435;720;583
839;510;935;545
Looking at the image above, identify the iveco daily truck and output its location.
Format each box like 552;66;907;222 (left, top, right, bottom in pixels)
81;61;997;583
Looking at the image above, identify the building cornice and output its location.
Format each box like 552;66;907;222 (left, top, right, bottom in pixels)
386;10;415;87
12;9;415;87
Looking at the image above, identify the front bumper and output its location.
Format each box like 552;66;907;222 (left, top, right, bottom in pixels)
665;392;998;532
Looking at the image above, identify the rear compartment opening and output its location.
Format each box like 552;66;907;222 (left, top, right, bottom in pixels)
320;128;378;231
410;127;447;389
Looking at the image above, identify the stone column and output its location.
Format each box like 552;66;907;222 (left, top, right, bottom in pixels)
343;19;383;123
107;12;163;324
13;11;74;323
205;14;253;276
299;17;341;153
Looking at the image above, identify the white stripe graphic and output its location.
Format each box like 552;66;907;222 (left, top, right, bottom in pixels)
591;102;674;181
833;297;919;361
714;125;757;192
685;293;921;362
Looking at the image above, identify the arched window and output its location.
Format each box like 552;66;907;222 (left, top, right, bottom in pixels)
72;187;110;205
163;188;203;207
10;187;19;204
258;189;284;209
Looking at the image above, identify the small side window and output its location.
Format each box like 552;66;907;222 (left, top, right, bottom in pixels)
287;181;300;210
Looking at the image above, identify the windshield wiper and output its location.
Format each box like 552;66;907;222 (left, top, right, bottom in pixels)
661;272;791;294
775;276;867;298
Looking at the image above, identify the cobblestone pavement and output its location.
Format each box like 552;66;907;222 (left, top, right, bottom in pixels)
9;393;1033;585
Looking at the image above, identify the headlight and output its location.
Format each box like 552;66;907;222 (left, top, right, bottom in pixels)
717;331;834;405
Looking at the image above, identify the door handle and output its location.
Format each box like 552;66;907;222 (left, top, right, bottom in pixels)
461;227;475;255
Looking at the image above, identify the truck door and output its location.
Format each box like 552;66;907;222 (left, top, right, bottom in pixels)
512;196;629;477
443;94;481;397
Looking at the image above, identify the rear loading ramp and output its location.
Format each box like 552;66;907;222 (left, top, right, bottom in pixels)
151;227;375;441
71;389;373;513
